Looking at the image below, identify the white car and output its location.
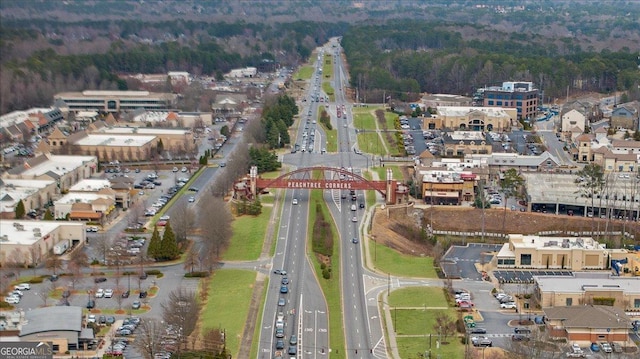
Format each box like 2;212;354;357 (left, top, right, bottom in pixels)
95;289;104;298
292;198;298;205
4;296;20;304
501;302;517;309
104;289;114;298
352;216;358;222
87;314;96;323
15;283;30;290
188;196;195;203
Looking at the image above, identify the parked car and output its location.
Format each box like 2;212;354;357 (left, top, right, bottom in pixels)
87;314;96;323
511;334;530;341
139;291;148;298
49;274;59;282
501;302;517;309
86;300;95;309
4;296;20;304
94;277;107;283
132;300;141;309
470;328;487;334
95;289;104;298
600;343;612;353
590;343;600;352
15;283;31;290
104;289;114;298
121;290;130;298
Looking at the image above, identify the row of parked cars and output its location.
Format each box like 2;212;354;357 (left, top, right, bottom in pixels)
494;291;517;309
3;283;31;304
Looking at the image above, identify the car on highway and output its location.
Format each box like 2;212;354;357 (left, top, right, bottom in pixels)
352;237;359;244
352;216;357;222
275;339;285;350
275;328;284;338
280;286;288;294
292;198;298;205
273;270;287;275
278;298;286;306
289;335;298;345
281;277;289;285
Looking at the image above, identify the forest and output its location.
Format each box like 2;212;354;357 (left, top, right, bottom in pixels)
342;20;640;103
1;1;639;113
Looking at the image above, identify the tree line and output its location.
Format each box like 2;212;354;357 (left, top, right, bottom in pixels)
342;20;640;102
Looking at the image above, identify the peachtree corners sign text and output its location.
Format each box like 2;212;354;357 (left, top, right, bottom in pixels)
0;342;53;359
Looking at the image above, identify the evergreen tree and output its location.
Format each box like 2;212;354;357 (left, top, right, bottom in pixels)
15;200;25;219
44;209;54;220
160;222;179;261
148;226;161;260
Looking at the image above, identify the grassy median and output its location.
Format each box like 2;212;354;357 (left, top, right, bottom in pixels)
223;205;273;261
308;189;345;357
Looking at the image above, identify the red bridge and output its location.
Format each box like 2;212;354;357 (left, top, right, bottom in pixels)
239;166;409;205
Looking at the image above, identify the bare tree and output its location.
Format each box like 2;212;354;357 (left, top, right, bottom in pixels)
93;233;111;265
171;200;196;245
199;197;233;266
161;288;201;356
7;248;25;278
38;281;55;307
128;201;145;227
132;318;165;359
433;312;456;343
29;246;41;276
507;326;564;359
183;245;200;274
115;286;124;310
45;255;64;275
67;261;83;289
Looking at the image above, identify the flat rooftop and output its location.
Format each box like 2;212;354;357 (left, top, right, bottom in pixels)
437;106;510;118
535;272;640;294
0;220;82;246
74;134;155;147
523;172;640;208
98;127;189;136
20;154;95;178
69;179;111;192
55;192;112;205
55;90;175;99
448;131;486;141
509;234;604;250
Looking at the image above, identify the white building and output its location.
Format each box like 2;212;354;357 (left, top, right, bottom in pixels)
561;109;587;133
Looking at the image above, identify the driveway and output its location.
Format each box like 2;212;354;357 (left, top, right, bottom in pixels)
441;243;502;280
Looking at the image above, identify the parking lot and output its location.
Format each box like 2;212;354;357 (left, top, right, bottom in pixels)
441;243;503;280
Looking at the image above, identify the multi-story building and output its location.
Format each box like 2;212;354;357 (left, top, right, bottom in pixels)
610;102;639;130
479;81;539;120
54;90;177;113
418;168;476;205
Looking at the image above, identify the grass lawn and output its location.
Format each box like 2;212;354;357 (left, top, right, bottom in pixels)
357;131;386;156
322;54;334;79
259;194;275;204
372;166;403;181
384;111;399;129
370;240;437;278
354;111;376;130
308;189;345;358
392;308;457;336
259;170;283;179
396;336;463;359
201;269;255;359
294;65;313;80
388;287;447;308
224;206;273;261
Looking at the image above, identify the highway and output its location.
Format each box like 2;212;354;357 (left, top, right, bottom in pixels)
256;46;330;358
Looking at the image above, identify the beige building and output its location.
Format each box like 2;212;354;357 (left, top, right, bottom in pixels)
424;106;514;132
0;178;57;219
535;272;640;312
496;234;620;270
442;131;493;157
560;109;586;133
48;121;195;162
418;169;476;205
0;219;85;266
54;188;117;222
54;90;177;113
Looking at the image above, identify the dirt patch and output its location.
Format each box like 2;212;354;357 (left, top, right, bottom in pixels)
371;206;640;252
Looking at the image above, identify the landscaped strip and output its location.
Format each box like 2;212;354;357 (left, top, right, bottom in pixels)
294;65;314;80
201;269;255;358
249;276;269;359
223;205;273;261
318;105;338;152
308;189;345;358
